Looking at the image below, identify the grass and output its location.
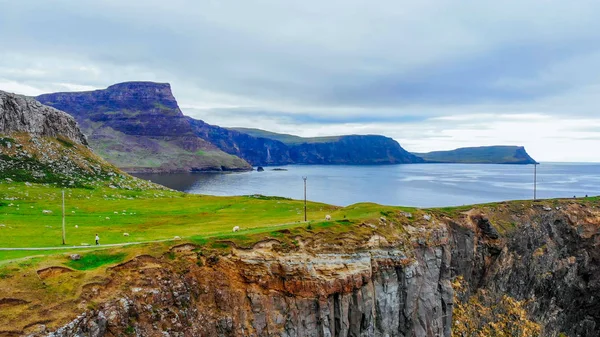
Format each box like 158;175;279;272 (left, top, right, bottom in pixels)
0;182;339;259
66;252;127;270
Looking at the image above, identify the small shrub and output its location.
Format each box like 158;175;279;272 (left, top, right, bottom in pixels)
206;255;219;266
125;325;135;335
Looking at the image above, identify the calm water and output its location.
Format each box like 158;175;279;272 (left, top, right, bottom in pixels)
133;163;600;207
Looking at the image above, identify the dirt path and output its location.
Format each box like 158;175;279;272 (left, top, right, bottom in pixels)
0;239;176;251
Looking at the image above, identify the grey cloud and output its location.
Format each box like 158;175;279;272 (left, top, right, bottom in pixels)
1;0;600;161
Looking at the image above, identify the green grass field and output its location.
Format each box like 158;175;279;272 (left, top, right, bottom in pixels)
0;182;388;261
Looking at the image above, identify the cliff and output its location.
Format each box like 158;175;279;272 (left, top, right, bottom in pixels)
288;135;423;164
187;118;293;166
1;90;87;145
414;146;538;164
4;198;599;336
188;121;423;166
36;82;251;173
0;90;158;189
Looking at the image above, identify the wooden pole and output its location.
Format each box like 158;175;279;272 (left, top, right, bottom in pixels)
62;190;66;245
534;163;538;201
303;177;307;222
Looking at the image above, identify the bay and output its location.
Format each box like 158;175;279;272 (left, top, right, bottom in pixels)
133;163;600;207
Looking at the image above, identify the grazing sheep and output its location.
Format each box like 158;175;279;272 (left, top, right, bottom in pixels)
42;210;52;214
233;226;240;232
123;233;129;236
325;215;331;221
174;236;181;240
114;211;118;214
74;225;78;228
105;217;110;220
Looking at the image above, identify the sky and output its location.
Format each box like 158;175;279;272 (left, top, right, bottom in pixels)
1;0;599;162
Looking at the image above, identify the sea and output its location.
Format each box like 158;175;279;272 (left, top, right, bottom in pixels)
133;163;600;208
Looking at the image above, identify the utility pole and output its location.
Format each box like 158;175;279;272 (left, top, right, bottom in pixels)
62;190;66;245
533;163;538;201
303;176;307;222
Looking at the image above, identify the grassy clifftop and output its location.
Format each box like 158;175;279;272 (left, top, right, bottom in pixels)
230;127;341;145
414;145;537;164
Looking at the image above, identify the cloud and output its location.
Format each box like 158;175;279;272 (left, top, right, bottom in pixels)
0;0;599;161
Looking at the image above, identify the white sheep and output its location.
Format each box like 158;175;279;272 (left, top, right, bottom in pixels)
74;225;78;228
325;215;331;221
173;236;181;240
233;226;240;232
42;210;52;214
123;233;129;236
105;217;110;220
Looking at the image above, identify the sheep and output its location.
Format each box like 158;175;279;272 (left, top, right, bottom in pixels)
74;225;78;228
42;210;52;214
233;226;240;232
173;236;181;240
105;217;110;220
325;215;331;221
123;233;129;237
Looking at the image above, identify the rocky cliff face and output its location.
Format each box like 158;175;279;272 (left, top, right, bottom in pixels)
36;82;251;173
289;135;423;165
32;199;600;337
187;118;293;166
187;118;423;166
1;90;87;145
0;90;158;189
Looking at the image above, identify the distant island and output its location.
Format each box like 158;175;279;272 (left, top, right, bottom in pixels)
414;146;538;164
33;81;537;171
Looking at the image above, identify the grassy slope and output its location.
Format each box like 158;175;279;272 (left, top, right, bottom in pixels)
414;146;536;164
230;127;341;145
84;123;250;171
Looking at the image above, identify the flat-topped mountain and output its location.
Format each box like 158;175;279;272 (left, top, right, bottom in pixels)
188;121;423;165
37;82;251;173
0;90;157;189
414;146;537;164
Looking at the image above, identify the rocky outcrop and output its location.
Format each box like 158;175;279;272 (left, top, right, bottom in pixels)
37;82;251;173
0;90;87;145
0;90;159;189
